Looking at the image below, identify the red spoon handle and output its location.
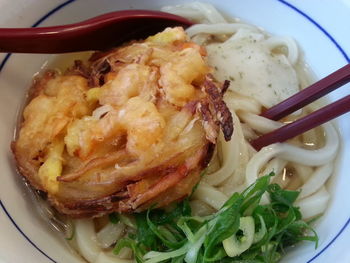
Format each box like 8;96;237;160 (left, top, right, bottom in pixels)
0;10;193;53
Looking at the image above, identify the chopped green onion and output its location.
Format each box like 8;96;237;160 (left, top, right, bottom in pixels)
119;214;136;228
223;216;255;257
113;173;319;263
108;212;119;224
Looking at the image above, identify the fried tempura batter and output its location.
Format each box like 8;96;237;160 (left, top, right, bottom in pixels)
12;27;233;217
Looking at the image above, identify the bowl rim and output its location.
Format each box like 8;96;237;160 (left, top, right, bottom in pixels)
0;0;349;263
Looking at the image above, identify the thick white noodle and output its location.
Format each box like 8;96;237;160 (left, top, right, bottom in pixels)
202;134;235;185
293;164;314;183
239;112;283;134
262;158;287;177
206;145;221;174
246;123;338;186
71;4;340;261
162;9;206;22
192;182;228;210
277;123;339;165
161;2;227;23
247;141;258;158
75;219;101;262
186;23;258;38
224;91;262;115
245;145;282;186
204;111;247;186
263;36;299;65
97;222;125;248
190;199;216;216
95;252;133;263
298;163;333;200
241;123;258;140
191;33;211;45
218;175;248;197
295;187;330;219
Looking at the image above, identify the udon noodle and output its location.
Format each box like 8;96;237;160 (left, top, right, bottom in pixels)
52;3;338;262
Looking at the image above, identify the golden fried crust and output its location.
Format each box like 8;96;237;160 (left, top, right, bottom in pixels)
49;143;214;218
12;27;233;218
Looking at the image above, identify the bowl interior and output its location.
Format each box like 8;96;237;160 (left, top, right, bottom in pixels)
0;1;349;262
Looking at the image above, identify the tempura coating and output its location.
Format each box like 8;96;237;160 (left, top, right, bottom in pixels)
12;27;233;217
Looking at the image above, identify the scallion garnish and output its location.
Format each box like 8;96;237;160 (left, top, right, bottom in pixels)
113;172;318;263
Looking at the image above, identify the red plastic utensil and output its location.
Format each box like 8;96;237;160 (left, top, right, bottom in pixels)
0;10;193;53
261;64;350;121
251;64;350;151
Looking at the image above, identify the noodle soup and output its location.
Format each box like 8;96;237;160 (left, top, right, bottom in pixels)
11;2;339;263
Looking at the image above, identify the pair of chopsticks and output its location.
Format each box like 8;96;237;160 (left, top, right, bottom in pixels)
251;63;350;151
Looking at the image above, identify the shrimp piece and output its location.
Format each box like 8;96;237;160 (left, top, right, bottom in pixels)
119;97;166;156
99;64;158;106
65;97;165;160
13;27;234;217
16;75;90;160
146;27;187;44
14;75;91;189
159;47;209;106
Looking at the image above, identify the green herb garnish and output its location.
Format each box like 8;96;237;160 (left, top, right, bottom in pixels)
109;212;119;224
114;173;318;263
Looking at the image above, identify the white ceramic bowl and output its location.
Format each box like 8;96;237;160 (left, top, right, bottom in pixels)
0;1;349;262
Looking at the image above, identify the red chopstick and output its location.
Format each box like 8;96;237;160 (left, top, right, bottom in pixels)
251;64;350;151
261;64;350;120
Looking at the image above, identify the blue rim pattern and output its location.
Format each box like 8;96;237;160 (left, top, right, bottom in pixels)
278;0;350;63
0;1;76;262
0;0;349;262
